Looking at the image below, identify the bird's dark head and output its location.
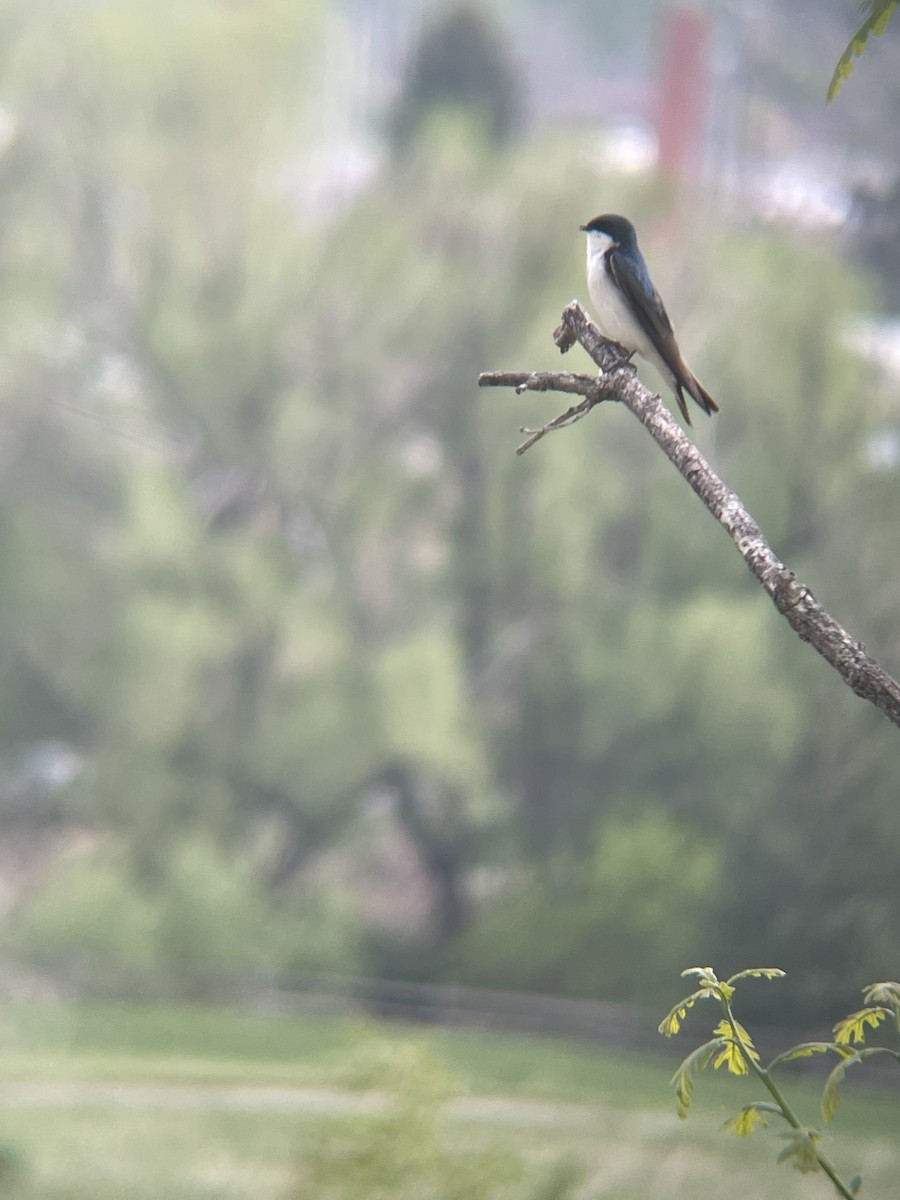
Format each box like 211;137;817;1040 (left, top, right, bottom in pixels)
579;214;637;249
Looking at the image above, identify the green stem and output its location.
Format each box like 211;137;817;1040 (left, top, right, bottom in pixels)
721;996;857;1200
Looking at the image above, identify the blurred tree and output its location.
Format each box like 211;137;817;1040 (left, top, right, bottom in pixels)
714;705;900;1023
389;1;522;154
451;810;719;1000
849;178;900;310
0;0;371;937
0;0;898;1021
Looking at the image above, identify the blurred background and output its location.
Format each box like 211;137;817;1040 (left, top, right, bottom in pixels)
0;0;898;1195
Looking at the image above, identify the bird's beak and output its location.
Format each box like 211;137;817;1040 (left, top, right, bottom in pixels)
578;224;588;231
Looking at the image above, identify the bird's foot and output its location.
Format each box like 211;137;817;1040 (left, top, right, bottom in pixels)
604;347;637;375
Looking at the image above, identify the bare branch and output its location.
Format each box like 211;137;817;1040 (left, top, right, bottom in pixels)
478;370;601;396
478;301;900;731
480;370;622;454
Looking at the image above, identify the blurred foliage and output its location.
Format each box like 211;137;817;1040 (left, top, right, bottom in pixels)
12;850;158;969
451;810;719;999
290;1031;583;1200
0;0;897;1026
850;177;900;309
0;1141;28;1195
10;837;363;978
389;1;522;154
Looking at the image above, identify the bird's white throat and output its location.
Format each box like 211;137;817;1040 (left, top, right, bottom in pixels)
585;229;615;259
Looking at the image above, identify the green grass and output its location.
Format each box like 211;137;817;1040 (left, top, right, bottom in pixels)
3;999;896;1135
0;1001;349;1086
0;1001;348;1068
0;1000;896;1199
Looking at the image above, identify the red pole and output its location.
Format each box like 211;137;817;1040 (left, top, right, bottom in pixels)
654;8;711;184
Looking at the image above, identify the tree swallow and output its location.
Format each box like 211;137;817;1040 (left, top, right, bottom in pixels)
580;213;718;425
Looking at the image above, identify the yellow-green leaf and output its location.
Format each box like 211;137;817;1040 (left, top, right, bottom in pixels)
727;967;786;986
658;989;708;1037
729;1017;758;1054
712;1018;760;1074
828;2;899;101
712;1040;749;1076
822;1046;899;1123
680;966;719;986
822;1056;848;1122
827;56;855;102
721;1105;768;1137
777;1129;822;1174
768;1042;846;1070
833;1006;888;1045
862;981;900;1009
670;1038;726;1118
873;2;897;35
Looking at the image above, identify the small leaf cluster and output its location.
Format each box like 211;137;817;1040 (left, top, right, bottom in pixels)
823;981;900;1123
658;967;783;1119
660;968;900;1200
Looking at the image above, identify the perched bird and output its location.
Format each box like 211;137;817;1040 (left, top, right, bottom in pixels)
580;213;718;425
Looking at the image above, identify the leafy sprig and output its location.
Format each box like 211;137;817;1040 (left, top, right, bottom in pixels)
660;967;900;1200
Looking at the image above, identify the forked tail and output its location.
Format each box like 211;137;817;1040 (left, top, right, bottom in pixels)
675;371;719;425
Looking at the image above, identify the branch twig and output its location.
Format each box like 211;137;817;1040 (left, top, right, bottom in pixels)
478;300;900;731
479;371;614;454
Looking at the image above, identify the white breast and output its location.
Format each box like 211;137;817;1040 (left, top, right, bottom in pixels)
585;238;652;357
583;236;682;396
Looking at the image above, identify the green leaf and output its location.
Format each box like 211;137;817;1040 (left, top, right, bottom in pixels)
721;1104;770;1136
659;968;730;1036
827;55;855;104
712;1041;749;1075
833;1006;890;1045
726;967;786;986
827;1;898;101
822;1046;900;1122
670;1038;727;1118
680;965;720;986
724;1016;757;1051
768;1042;849;1070
776;1129;821;1174
658;988;711;1037
711;1018;760;1075
872;0;898;35
862;981;900;1009
822;1055;850;1122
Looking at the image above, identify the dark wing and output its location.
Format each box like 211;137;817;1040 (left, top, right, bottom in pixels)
607;246;717;422
607;246;681;374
